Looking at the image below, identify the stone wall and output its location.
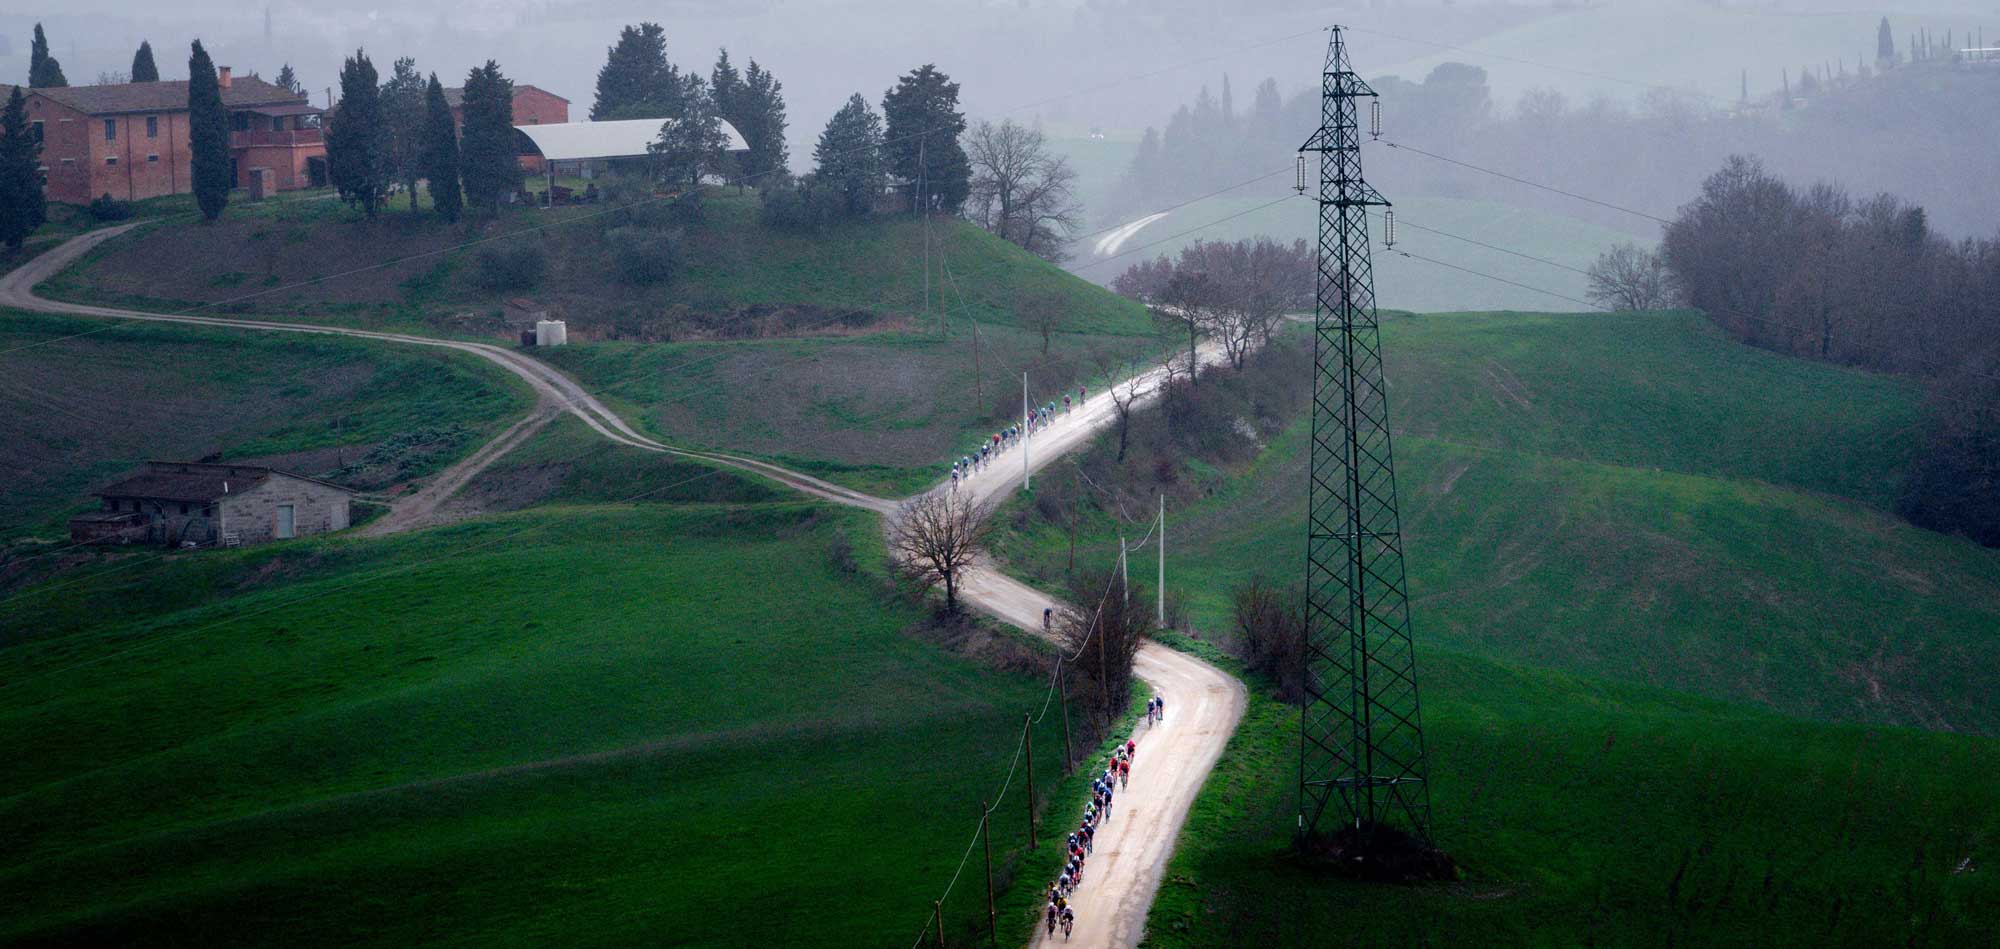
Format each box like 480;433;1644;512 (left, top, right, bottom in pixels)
218;475;352;546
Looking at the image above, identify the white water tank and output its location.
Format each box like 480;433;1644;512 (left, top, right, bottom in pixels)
534;319;568;347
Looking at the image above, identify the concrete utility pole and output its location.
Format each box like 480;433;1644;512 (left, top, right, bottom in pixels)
1022;371;1031;492
1120;536;1129;605
1157;494;1166;627
1024;711;1037;848
981;801;996;946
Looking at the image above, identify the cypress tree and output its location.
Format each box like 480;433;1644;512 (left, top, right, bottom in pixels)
131;41;159;83
381;57;428;212
881;64;970;213
1877;17;1896;66
276;64;300;96
815;92;884;215
710;49;744;185
326;50;389;217
420;74;462;223
187;41;230;221
648;75;725;189
29;24;68;88
741;59;790;187
591;23;681;120
1;88;47;248
459;61;520;214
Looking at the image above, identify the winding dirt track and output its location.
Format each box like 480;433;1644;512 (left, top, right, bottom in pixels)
1;227;1245;948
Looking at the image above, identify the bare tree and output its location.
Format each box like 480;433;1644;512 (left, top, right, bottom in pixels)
888;489;993;613
1586;242;1677;311
1025;289;1065;355
1058;568;1148;722
965;119;1083;263
1152;269;1215;385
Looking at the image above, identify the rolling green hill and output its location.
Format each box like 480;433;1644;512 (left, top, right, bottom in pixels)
0;499;1095;947
38;189;1160;494
988;309;2000;940
0;311;531;544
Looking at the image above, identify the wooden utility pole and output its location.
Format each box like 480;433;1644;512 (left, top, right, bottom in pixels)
1059;664;1074;772
934;899;944;946
981;801;996;947
1024;711;1037;848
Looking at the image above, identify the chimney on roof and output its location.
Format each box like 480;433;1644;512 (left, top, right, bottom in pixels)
219;66;233;90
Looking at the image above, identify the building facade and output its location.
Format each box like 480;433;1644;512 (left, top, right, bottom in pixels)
71;461;354;548
3;69;325;205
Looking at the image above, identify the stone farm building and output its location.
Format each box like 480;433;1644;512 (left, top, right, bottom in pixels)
69;461;354;548
1;68;325;205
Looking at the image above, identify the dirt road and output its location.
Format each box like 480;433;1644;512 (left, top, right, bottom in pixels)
4;227;1245;947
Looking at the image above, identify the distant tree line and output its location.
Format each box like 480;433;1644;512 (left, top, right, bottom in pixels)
1109;58;2000;239
1660;156;2000;546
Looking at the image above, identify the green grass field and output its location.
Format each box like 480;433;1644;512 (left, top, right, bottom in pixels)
0;311;531;542
1070;191;1647;313
0;499;1107;946
983;309;2000;940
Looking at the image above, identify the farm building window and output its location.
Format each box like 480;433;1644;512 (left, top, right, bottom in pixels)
29;120;43;143
146;116;158;137
272;115;285;132
231;112;250;132
147;154;158;162
104;119;116;141
105;156;117;165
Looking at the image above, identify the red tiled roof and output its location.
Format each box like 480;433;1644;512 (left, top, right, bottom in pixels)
440;83;569;109
95;461;351;502
33;77;313;116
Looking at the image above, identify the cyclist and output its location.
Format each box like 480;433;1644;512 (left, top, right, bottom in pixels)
1061;906;1075;940
1046;901;1059;937
1063;393;1072;413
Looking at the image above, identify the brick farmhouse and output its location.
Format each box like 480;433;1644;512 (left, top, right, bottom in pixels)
70;461;354;548
1;68;326;206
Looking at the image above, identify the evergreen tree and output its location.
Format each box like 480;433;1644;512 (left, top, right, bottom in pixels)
649;75;726;189
381;57;428;212
709;48;744;185
459;61;520;214
131;41;159;82
741;59;790;186
187;41;230;220
1877;17;1896;66
326;50;389;217
420;74;462;223
881;64;970;213
276;64;300;96
0;88;47;248
815;92;884;214
591;23;683;120
30;24;68;88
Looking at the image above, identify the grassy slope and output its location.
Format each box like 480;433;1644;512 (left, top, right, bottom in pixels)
42;190;1158;494
0;311;531;539
0;498;1097;947
1068;190;1645;313
982;310;2000;940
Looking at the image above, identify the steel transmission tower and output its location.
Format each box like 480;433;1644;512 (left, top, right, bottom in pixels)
1297;26;1435;847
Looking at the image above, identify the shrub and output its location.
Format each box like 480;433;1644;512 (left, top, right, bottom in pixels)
88;194;134;222
760;184;846;233
608;227;679;287
473;245;545;292
1232;573;1306;703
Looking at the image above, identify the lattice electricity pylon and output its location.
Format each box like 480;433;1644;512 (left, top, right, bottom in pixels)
1296;26;1435;846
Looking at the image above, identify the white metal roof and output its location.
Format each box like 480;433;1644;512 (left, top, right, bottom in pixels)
513;118;748;161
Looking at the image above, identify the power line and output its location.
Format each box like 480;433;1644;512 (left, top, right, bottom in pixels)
1375;139;1673;224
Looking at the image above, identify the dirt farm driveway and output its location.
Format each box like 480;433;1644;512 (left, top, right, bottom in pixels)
2;226;1246;948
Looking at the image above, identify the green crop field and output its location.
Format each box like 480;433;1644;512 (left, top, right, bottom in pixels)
986;309;2000;940
0;500;1104;947
0;311;531;543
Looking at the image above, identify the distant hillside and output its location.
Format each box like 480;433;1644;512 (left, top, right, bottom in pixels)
987;308;2000;941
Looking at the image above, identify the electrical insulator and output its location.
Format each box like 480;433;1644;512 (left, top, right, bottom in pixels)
1295;154;1309;194
1370;100;1382;139
1383;209;1396;248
